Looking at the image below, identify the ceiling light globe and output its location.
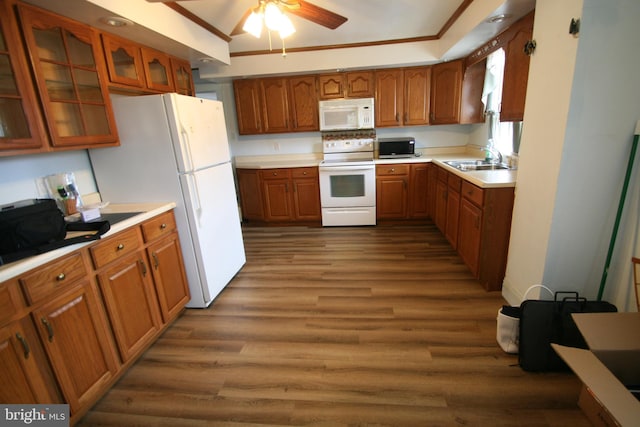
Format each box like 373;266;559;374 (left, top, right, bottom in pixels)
264;3;283;31
278;14;295;39
243;10;263;38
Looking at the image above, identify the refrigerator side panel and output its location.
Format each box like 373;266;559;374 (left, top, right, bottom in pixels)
164;93;231;173
89;95;204;307
180;162;246;306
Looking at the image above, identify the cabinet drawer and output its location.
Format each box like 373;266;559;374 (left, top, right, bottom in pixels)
19;252;87;305
141;211;176;243
461;181;484;207
0;280;26;325
291;167;317;179
376;164;409;175
260;168;292;180
90;227;142;269
448;173;462;192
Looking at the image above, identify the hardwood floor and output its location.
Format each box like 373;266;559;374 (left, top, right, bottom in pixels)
78;223;590;426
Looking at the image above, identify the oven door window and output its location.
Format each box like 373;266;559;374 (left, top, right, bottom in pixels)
330;175;365;197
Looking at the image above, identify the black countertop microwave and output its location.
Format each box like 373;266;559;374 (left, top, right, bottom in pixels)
378;137;416;158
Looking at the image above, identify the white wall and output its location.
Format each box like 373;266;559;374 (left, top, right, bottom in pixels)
0;151;97;206
503;0;640;311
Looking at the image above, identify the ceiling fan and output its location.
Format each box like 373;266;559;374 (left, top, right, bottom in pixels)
146;1;348;37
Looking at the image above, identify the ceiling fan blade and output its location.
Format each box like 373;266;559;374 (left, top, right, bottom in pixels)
230;7;253;36
289;1;347;30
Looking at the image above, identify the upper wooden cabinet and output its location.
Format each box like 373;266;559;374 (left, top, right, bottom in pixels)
460;58;487;124
141;47;173;92
375;66;431;128
500;12;534;122
234;75;319;135
17;3;119;149
318;71;374;99
260;77;290;133
288;75;319;131
233;79;262;135
430;59;463;124
101;33;145;88
0;0;48;156
170;57;194;96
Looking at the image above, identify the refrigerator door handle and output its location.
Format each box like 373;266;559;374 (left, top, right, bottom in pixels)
185;173;202;224
180;125;195;172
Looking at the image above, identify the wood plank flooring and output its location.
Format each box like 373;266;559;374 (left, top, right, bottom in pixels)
78;223;590;426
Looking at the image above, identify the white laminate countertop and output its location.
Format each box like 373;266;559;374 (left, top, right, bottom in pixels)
0;202;176;282
235;152;517;189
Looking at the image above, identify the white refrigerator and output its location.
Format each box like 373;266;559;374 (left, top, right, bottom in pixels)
89;93;246;308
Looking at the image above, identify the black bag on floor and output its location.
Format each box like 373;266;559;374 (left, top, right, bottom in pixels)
0;199;110;266
518;291;617;372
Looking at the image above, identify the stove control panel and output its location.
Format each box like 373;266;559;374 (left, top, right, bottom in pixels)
322;130;376;154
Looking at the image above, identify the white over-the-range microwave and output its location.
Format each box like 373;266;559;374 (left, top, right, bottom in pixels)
319;98;375;131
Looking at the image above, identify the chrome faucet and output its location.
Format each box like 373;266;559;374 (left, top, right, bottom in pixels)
481;145;503;165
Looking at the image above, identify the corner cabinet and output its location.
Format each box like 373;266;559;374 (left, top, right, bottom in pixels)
17;3;119;149
500;12;534;122
0;0;48;156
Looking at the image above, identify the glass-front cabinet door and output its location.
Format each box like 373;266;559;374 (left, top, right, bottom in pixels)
171;57;194;96
0;0;47;154
101;33;146;88
142;48;173;92
17;4;118;148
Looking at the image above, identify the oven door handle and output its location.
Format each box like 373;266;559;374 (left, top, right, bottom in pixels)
319;166;374;172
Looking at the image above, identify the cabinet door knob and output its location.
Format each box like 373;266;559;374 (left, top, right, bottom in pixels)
390;168;395;173
56;273;66;281
160;223;167;229
117;243;125;251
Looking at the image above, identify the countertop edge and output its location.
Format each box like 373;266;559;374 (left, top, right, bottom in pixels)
0;202;176;282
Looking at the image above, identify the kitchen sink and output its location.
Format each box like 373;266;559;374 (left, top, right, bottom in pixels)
444;160;510;171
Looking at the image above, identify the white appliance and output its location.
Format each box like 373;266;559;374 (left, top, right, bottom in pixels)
89;93;246;308
319;98;375;131
318;130;376;226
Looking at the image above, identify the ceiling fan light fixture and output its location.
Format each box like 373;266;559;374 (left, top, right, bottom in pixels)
243;9;263;38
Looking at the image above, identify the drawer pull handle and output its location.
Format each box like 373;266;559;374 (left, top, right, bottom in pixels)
390;168;395;173
117;243;125;251
303;171;307;175
152;253;160;269
15;333;30;359
41;318;54;342
160;223;167;229
56;273;66;281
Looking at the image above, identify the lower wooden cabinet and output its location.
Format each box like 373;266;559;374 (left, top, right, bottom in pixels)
237;167;321;223
434;166;515;290
0;208;189;423
376;164;409;219
96;252;162;363
0;317;61;404
147;232;190;322
33;279;119;414
376;163;430;220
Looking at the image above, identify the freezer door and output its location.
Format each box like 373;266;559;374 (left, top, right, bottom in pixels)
164;93;231;173
179;162;245;306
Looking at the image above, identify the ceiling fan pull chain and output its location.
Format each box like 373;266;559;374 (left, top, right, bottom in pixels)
268;30;273;51
282;38;287;57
